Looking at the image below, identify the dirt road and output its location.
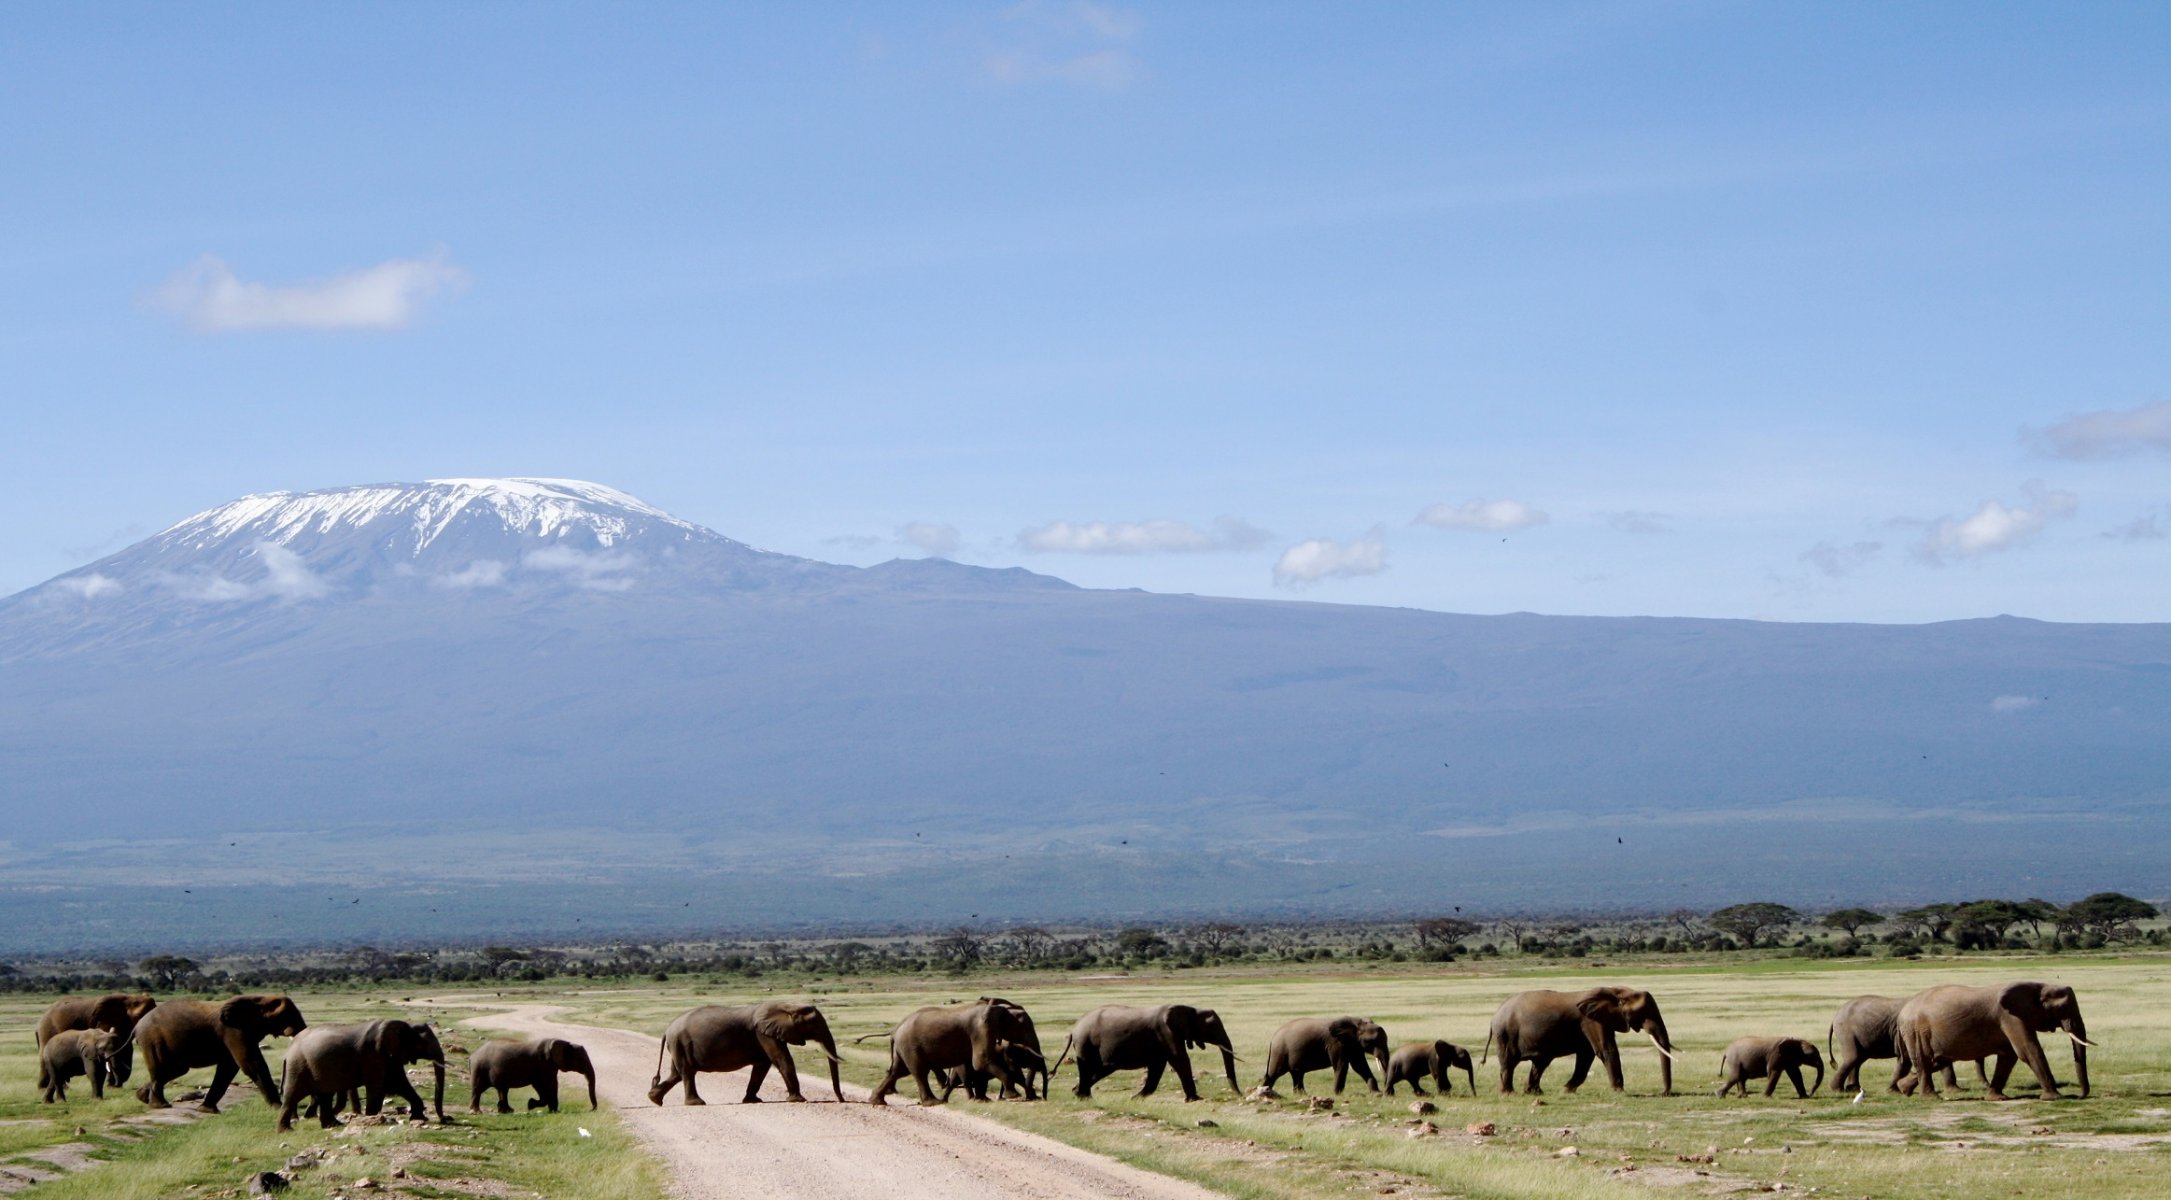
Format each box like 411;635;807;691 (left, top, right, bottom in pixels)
466;1004;1224;1200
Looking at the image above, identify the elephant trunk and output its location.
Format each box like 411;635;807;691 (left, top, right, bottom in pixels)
1808;1057;1824;1097
1645;1019;1678;1095
1218;1042;1240;1095
430;1060;447;1122
2064;1018;2091;1099
816;1029;845;1102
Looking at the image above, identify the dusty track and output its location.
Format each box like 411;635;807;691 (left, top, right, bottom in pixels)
463;1004;1223;1200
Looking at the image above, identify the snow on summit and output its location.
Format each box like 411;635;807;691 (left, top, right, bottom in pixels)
161;477;708;554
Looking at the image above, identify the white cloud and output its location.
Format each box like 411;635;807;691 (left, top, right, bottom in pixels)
525;545;638;590
821;534;887;550
156;572;257;603
987;1;1141;90
898;522;961;557
1017;515;1271;555
1272;527;1387;588
1991;694;2041;713
433;560;509;590
1411;498;1549;533
148;251;468;332
1606;511;1671;534
49;573;123;599
254;542;330;600
2103;512;2165;542
1800;540;1882;578
2030;401;2171;459
1913;483;2077;564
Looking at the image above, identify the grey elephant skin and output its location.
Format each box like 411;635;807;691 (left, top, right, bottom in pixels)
1386;1039;1475;1097
1261;1017;1389;1095
470;1037;597;1113
277;1019;445;1130
1896;981;2092;1101
1485;987;1680;1096
1055;1004;1240;1102
36;993;157;1048
648;1001;844;1105
38;1029;131;1102
1717;1036;1823;1098
1828;994;1973;1095
132;995;307;1111
868;997;1041;1106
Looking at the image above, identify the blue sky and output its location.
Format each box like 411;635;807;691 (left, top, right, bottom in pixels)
3;2;2166;621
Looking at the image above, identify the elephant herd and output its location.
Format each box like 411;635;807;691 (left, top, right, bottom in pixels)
28;977;2098;1134
29;991;597;1130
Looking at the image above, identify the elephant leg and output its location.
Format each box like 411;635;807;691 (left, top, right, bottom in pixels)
1288;1068;1307;1094
471;1070;488;1113
742;1058;772;1103
1073;1047;1099;1099
1138;1059;1165;1097
2014;1036;2062;1100
1331;1061;1348;1095
1497;1051;1520;1094
496;1085;514;1114
1986;1052;2016;1101
770;1046;806;1102
1172;1052;1202;1101
1563;1049;1594;1094
201;1060;239;1112
914;1066;942;1107
1525;1055;1552;1095
540;1076;560;1112
870;1059;906;1106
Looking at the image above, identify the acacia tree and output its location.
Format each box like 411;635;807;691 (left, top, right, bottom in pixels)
140;956;199;989
1190;923;1245;956
1895;904;1957;943
1412;917;1481;950
933;928;986;969
2065;892;2159;942
1707;903;1800;948
1004;926;1054;963
1821;908;1885;939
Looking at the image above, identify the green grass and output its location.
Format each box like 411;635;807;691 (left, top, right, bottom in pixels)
0;989;662;1199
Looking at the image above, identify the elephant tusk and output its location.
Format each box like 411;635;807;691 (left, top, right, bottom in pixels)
2065;1032;2098;1048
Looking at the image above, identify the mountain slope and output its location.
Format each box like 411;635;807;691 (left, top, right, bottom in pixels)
1;479;2166;950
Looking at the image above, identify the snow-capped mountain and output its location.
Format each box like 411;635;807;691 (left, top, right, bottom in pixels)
1;477;2167;950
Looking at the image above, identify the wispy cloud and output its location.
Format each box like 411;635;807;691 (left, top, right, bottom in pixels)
1412;498;1548;533
898;522;962;557
1912;482;2077;565
1018;515;1270;555
1800;540;1882;578
1991;694;2041;714
2029;401;2171;459
433;560;509;590
148;251;468;332
820;534;887;551
255;542;330;600
525;545;638;590
48;573;123;599
1272;527;1387;589
2103;512;2165;542
1606;511;1671;534
987;1;1141;90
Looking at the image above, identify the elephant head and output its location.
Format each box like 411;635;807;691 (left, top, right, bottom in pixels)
1576;987;1679;1094
1355;1020;1391;1079
1164;1005;1241;1095
1785;1037;1825;1095
101;1029;136;1088
223;995;308;1040
92;993;157;1036
368;1020;448;1120
2005;982;2091;1099
1434;1039;1477;1094
756;1003;844;1102
538;1037;599;1110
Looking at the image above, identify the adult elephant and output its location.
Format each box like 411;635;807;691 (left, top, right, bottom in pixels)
936;997;1049;1102
1386;1039;1476;1097
868;997;1040;1106
1054;1004;1239;1102
1829;994;1973;1094
1716;1036;1824;1098
132;995;307;1111
1260;1016;1389;1095
1485;987;1680;1096
1895;982;2092;1101
470;1038;597;1113
35;994;157;1047
646;1001;843;1105
277;1019;446;1130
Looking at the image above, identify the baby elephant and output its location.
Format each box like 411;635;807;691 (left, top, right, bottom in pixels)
1718;1036;1824;1098
469;1037;597;1113
39;1029;132;1102
1386;1039;1476;1097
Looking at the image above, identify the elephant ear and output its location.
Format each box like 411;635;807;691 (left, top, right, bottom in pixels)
551;1040;583;1068
220;996;267;1035
1572;992;1619;1025
1162;1004;1202;1049
535;1037;563;1063
1327;1017;1359;1040
1997;982;2049;1021
367;1020;411;1060
1434;1039;1454;1057
754;1007;798;1043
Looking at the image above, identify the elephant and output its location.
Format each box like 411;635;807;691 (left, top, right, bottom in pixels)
867;997;1040;1105
647;1001;844;1105
937;1040;1051;1102
1260;1016;1390;1095
1717;1036;1824;1098
1054;1004;1240;1102
132;995;307;1111
1485;987;1680;1096
470;1037;597;1113
1895;981;2092;1101
35;993;157;1047
1828;994;1975;1094
1385;1039;1476;1097
277;1019;446;1130
38;1028;132;1102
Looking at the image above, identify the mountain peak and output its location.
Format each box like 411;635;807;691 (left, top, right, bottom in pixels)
161;477;706;556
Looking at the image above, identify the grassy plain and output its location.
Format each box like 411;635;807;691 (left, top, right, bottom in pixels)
0;990;660;1199
556;952;2171;1200
4;954;2167;1198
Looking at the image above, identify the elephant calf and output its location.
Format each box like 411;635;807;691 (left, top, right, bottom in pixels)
471;1038;598;1113
39;1029;131;1102
279;1019;447;1131
1717;1036;1824;1098
1261;1016;1390;1095
1385;1039;1475;1097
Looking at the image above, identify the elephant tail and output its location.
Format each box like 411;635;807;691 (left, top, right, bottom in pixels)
1480;1027;1493;1065
651;1033;668;1087
1826;1023;1835;1067
1050;1033;1076;1082
851;1027;898;1045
